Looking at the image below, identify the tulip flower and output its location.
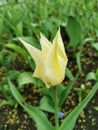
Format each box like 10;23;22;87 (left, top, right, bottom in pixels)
19;28;68;88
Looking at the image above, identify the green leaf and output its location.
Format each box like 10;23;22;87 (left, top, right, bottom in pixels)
65;67;75;80
66;16;82;49
94;107;98;111
0;18;3;36
19;37;41;50
39;85;65;112
17;72;35;87
60;82;98;130
39;85;65;101
85;72;96;81
17;72;43;88
76;51;82;72
6;43;36;71
27;56;36;71
8;79;25;105
8;79;54;130
16;21;23;36
0;51;16;70
59;78;77;106
39;96;54;113
92;43;98;51
23;104;55;130
7;70;19;80
0;99;16;107
96;69;98;80
83;37;94;45
6;43;28;60
38;87;54;99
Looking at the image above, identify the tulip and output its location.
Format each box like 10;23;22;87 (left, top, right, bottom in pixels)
19;28;68;88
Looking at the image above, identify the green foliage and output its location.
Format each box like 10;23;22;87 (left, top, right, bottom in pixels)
76;51;82;73
59;78;77;106
0;50;16;70
8;79;55;130
7;76;98;130
85;69;98;81
17;72;43;89
38;84;65;113
39;96;55;113
0;0;97;42
92;43;98;51
0;69;19;107
60;82;98;130
0;71;43;107
65;67;75;80
66;16;82;49
6;43;28;60
75;84;90;102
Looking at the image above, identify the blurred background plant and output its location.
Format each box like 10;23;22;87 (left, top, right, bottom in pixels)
0;0;98;106
0;0;97;74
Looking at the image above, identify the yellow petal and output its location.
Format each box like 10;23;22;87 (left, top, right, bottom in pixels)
40;33;52;49
44;28;68;86
58;55;67;78
45;39;62;85
40;33;52;59
53;28;68;61
33;63;46;81
18;38;41;63
18;38;46;80
46;36;60;72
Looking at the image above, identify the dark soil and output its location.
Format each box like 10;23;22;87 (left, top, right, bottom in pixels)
0;43;98;130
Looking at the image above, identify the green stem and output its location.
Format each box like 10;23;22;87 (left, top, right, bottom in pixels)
54;86;59;130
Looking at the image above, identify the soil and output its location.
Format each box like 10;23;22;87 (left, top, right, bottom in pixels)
0;42;98;130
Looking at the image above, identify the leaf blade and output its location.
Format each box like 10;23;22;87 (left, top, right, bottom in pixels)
66;16;82;49
8;79;54;130
60;82;98;130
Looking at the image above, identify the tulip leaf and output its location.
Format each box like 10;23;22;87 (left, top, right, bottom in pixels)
39;85;65;112
94;107;98;111
39;85;65;100
85;72;96;81
17;72;43;88
92;43;98;51
7;70;19;80
76;51;82;72
6;43;35;70
6;43;29;60
19;37;41;50
8;79;55;130
0;18;3;36
39;96;55;113
22;104;55;130
38;87;53;98
60;82;98;130
8;79;25;105
17;72;35;87
59;78;77;106
66;67;75;80
96;69;98;80
66;16;82;49
16;21;23;36
0;99;16;107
